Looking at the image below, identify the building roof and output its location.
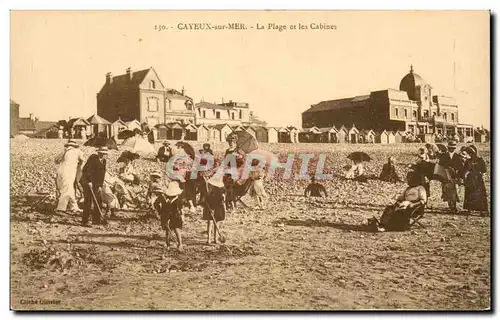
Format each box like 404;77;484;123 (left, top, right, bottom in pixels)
34;125;59;137
68;117;90;127
10;99;19;105
304;95;370;114
17;118;36;130
18;118;57;132
399;66;430;100
112;119;127;126
87;114;111;125
166;88;193;101
98;68;151;94
195;101;233;110
213;124;233;131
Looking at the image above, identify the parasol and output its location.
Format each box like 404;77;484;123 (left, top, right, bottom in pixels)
84;136;118;150
234;130;259;153
118;129;136;140
435;143;447;153
117;151;140;163
175;141;196;160
347;151;372;162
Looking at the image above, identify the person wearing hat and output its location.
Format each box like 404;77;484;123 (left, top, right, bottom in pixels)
146;171;167;215
203;175;226;244
54;140;85;214
437;140;463;212
79;146;109;226
156;141;173;163
155;181;184;251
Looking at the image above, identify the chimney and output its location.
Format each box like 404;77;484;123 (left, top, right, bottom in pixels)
126;67;132;80
222;97;224;104
106;72;112;84
29;113;34;121
181;86;185;95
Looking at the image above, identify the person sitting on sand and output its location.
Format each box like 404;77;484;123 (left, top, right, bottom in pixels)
304;175;327;197
379;156;401;183
345;160;367;182
156;141;173;163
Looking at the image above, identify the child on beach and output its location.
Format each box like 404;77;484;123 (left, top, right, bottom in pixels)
249;159;267;210
203;175;226;244
153;181;184;251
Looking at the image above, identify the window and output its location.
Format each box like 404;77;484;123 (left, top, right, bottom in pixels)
231;113;235;120
404;109;408;118
147;97;159;112
203;110;206;118
150;80;156;89
443;113;447;120
412;110;417;119
239;110;242;119
216;111;220;119
451;113;455;121
395;108;399;118
432;112;436;117
424;110;429;117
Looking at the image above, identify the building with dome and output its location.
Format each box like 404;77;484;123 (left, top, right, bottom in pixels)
301;66;473;141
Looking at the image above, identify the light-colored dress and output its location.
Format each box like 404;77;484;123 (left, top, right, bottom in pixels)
249;168;267;197
55;147;84;211
101;172;120;209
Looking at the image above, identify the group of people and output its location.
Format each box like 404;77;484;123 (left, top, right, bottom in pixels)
53;133;270;250
381;140;488;231
53;134;488;246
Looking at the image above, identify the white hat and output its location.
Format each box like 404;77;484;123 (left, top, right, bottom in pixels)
165;181;183;197
208;175;225;188
97;146;109;154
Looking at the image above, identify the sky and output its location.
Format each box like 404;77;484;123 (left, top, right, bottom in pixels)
10;10;490;128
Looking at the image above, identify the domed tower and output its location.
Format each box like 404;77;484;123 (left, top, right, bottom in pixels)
399;65;432;105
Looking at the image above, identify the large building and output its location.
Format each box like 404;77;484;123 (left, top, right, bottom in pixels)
194;100;251;126
96;67;195;127
302;66;473;140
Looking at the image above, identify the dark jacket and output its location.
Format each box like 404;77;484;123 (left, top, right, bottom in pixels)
156;146;172;162
80;154;106;188
438;152;463;179
379;163;400;182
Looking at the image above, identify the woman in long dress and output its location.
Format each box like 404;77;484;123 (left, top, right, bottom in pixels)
461;147;489;215
55;140;84;213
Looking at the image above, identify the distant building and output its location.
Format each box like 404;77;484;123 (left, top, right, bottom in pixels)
96;67;195;127
302;66;474;140
194;100;250;126
17;113;56;137
10;99;19;135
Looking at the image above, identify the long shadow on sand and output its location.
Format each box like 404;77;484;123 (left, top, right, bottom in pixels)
275;217;375;232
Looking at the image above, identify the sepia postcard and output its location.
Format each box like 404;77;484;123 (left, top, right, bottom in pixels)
10;10;491;311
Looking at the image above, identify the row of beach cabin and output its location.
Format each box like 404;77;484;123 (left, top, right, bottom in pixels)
34;115;481;144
